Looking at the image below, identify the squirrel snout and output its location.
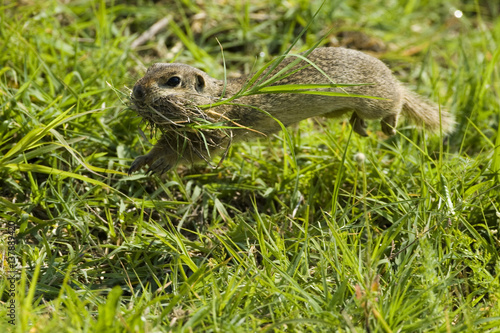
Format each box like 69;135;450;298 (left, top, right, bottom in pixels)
132;84;146;100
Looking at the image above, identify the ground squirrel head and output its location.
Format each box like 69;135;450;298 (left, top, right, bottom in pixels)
132;63;210;101
130;63;222;128
131;63;213;104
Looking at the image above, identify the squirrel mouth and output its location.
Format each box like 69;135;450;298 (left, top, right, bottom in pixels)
130;95;211;125
129;95;234;159
129;94;233;143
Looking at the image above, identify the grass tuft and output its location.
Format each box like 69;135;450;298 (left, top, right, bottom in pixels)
1;0;499;332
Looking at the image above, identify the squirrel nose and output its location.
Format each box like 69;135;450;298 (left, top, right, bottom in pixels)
132;84;145;100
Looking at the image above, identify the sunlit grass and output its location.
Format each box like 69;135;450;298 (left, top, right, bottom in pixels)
1;0;499;332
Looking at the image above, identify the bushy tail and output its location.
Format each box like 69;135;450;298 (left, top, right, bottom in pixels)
401;90;455;135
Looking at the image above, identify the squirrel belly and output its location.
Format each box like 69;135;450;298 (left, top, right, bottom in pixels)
129;47;455;174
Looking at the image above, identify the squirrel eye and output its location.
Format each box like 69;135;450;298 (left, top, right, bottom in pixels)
165;76;181;87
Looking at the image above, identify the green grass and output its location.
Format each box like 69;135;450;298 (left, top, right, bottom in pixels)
1;0;499;332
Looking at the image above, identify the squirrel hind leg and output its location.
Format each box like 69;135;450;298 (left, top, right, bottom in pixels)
349;113;369;137
381;114;398;136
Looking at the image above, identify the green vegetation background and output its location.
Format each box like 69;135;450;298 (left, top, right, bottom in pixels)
1;0;499;332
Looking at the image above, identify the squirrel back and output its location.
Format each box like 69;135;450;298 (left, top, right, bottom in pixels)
237;47;455;137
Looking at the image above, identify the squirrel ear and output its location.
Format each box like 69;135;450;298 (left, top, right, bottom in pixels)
195;74;205;93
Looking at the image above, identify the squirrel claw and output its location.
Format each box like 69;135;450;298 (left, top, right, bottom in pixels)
129;154;172;175
128;154;153;175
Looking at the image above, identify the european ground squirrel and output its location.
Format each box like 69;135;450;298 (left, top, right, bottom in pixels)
129;47;454;174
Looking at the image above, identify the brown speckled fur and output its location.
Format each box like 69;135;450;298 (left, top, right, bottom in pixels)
129;47;455;174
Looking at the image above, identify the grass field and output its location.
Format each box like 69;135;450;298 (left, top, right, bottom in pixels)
1;0;499;332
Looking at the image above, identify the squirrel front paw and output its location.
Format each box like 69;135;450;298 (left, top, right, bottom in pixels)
128;152;174;175
148;156;173;175
128;154;154;175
